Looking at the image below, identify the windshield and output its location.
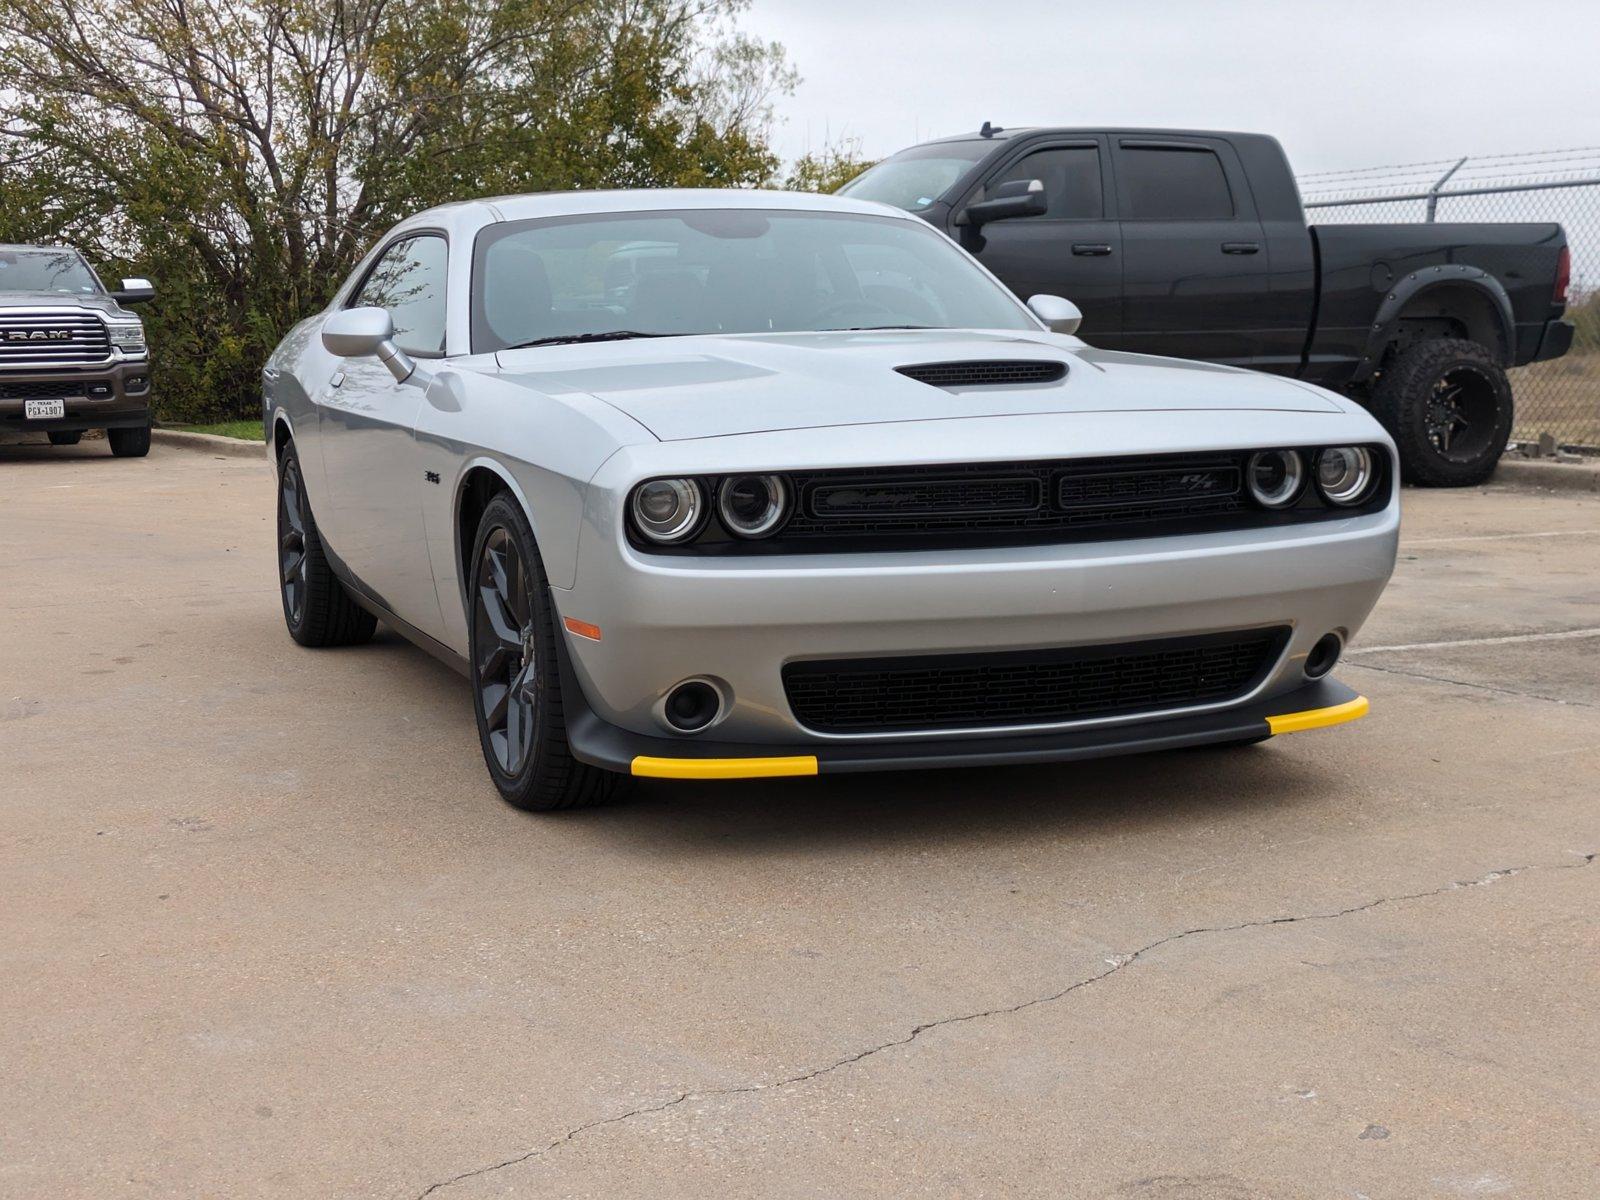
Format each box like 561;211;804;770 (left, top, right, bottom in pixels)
471;208;1035;351
836;141;993;211
0;248;100;295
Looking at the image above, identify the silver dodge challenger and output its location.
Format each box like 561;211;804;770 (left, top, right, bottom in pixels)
263;189;1398;810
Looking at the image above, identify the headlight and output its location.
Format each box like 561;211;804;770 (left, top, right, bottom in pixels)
1246;449;1305;509
107;322;146;354
1315;446;1376;506
630;478;703;544
717;474;789;538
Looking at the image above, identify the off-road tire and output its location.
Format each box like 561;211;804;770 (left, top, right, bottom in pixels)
1370;338;1512;487
276;442;376;648
468;493;629;812
107;422;151;458
48;431;82;446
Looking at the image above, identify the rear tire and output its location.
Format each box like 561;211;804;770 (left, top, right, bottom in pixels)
468;493;628;812
1370;338;1511;487
276;442;376;648
48;431;82;446
108;422;151;458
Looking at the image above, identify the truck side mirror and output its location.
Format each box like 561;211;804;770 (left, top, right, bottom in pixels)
322;306;416;383
112;277;155;305
960;179;1047;226
1027;294;1082;335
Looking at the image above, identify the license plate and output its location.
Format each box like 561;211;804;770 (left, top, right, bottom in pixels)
24;398;67;419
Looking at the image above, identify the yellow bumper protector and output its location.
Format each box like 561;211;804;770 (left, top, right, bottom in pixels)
1266;695;1370;736
630;755;819;780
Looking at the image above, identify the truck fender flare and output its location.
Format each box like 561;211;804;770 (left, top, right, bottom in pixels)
1352;265;1515;383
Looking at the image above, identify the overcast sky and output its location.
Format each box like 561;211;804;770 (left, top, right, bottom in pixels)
748;0;1600;178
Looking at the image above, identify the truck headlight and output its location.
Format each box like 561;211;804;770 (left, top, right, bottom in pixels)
1315;447;1376;506
107;322;146;355
630;478;703;544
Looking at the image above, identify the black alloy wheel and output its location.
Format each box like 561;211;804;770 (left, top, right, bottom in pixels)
274;441;375;647
1371;337;1513;487
279;453;310;628
466;493;627;811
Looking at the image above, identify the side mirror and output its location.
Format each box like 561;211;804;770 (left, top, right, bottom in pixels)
1027;294;1083;336
112;277;155;305
322;305;415;383
961;178;1047;226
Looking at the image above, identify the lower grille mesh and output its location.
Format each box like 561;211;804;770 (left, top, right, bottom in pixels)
783;628;1289;733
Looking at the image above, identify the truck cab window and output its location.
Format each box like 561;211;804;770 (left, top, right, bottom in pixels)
1116;147;1234;220
987;147;1103;219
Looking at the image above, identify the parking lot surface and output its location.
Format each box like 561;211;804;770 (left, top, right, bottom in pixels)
2;439;1597;1199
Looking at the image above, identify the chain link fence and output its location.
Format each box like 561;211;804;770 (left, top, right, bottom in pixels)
1300;148;1600;453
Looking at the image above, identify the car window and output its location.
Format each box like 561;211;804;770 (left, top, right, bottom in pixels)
471;209;1036;351
352;234;448;355
985;146;1103;219
0;248;101;294
836;140;994;211
1116;147;1235;221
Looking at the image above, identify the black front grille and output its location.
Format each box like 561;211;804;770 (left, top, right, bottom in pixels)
896;360;1067;388
783;628;1290;734
0;379;100;400
0;314;110;366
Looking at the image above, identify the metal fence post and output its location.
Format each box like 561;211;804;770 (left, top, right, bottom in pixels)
1425;156;1468;222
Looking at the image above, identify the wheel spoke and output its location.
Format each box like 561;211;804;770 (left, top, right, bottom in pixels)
482;681;509;730
478;582;521;647
281;548;305;584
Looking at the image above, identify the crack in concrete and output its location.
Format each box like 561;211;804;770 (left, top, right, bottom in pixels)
414;853;1596;1197
1345;659;1600;710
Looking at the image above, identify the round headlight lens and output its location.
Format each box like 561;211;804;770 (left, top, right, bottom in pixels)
1246;449;1306;509
630;478;702;543
1315;446;1376;506
717;474;789;538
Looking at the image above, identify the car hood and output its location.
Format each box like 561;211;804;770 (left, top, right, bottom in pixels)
493;330;1341;442
0;290;122;316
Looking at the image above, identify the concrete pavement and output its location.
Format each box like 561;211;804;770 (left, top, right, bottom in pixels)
2;438;1596;1198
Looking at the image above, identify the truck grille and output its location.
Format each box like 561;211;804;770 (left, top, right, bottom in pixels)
0;313;110;366
0;380;101;400
782;628;1290;734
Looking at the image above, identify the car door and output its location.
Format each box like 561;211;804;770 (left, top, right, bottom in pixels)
950;138;1122;340
1109;137;1277;366
315;232;448;638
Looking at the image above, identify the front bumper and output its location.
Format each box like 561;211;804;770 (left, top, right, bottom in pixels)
0;360;151;433
564;671;1369;778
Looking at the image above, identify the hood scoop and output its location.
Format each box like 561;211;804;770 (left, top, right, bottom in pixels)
895;359;1068;389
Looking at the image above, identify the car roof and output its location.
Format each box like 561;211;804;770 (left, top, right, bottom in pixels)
919;126;1266;145
396;188;915;231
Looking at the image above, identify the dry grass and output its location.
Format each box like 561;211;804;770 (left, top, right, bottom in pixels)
1511;353;1600;449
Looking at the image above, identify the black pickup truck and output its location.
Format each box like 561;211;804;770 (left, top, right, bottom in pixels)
839;127;1575;485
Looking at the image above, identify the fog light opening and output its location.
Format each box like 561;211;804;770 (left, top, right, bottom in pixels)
662;680;721;733
1305;632;1343;680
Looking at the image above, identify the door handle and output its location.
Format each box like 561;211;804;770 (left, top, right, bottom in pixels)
1221;242;1261;255
1072;243;1114;257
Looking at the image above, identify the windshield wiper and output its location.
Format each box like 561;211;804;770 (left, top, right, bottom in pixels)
824;324;937;332
505;330;671;349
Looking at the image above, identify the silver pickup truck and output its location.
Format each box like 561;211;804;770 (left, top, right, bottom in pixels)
0;244;155;456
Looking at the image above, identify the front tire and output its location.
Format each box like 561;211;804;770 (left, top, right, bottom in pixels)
276;442;376;647
468;494;627;811
108;422;151;458
1370;338;1512;487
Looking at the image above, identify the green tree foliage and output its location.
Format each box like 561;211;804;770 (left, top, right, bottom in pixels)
0;0;793;420
781;139;876;193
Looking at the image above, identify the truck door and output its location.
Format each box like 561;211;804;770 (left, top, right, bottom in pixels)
1108;137;1277;367
951;138;1122;340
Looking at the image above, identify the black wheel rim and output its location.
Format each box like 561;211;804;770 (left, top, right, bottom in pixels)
1425;365;1499;463
473;526;538;777
278;457;308;625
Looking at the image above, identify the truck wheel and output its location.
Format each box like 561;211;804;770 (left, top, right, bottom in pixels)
276;442;376;647
467;493;629;812
48;431;82;446
108;422;152;458
1370;338;1511;487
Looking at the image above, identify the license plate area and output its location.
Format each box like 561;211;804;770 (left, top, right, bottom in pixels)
24;398;69;419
